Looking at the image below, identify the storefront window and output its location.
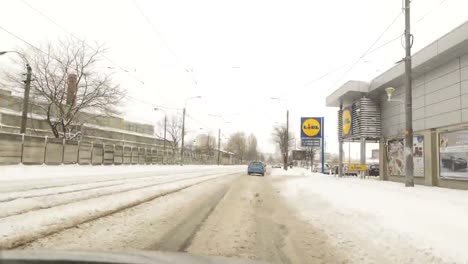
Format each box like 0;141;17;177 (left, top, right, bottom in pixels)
387;136;424;177
414;136;424;177
387;139;404;176
440;130;468;179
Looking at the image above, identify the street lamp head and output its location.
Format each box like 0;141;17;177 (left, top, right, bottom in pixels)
385;87;396;101
0;51;9;56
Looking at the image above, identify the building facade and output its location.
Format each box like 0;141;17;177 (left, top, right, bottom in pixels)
326;21;468;189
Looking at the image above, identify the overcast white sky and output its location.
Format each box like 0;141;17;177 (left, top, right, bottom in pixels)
1;0;468;154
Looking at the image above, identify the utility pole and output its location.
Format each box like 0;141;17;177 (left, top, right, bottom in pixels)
20;64;32;134
163;115;167;163
404;0;414;187
284;109;289;170
217;128;221;166
338;105;343;177
180;107;186;166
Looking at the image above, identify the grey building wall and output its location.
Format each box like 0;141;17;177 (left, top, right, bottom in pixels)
381;84;405;137
380;54;468;137
412;54;468;131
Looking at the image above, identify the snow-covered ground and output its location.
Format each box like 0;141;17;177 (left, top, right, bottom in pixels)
0;165;244;249
0;164;243;182
271;167;468;263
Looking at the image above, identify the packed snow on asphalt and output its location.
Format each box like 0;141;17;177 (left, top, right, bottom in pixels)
1;165;468;263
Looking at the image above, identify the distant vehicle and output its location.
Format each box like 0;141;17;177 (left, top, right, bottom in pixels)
441;156;468;171
332;165;339;175
313;163;331;174
248;161;266;176
369;163;379;176
272;164;282;168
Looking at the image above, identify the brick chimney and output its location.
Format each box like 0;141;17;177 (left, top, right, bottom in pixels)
66;73;77;105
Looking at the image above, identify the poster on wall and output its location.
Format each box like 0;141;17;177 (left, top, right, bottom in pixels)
387;139;404;176
413;136;424;177
440;130;468;179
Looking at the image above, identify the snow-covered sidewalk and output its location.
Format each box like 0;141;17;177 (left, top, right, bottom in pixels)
271;168;468;263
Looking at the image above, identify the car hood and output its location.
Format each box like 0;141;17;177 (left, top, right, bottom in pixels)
0;250;269;264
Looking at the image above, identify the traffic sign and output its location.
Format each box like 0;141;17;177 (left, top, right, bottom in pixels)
301;138;321;147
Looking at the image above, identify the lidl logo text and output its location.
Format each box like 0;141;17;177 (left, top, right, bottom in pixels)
301;118;321;137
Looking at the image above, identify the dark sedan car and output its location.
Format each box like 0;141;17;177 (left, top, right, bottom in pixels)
441;156;468;171
369;164;380;176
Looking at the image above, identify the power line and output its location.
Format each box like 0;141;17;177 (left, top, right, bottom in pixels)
367;33;404;55
131;0;199;87
131;0;182;65
329;10;404;90
19;0;146;85
414;0;450;25
304;64;348;86
0;24;48;56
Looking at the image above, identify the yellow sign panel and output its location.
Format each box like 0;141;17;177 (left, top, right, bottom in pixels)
348;164;368;171
342;108;352;136
302;118;321;137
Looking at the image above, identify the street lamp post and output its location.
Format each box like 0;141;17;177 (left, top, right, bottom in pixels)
271;97;289;170
154;108;167;164
180;96;201;166
0;51;31;134
208;114;232;166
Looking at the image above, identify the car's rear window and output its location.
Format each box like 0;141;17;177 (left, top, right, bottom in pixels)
250;162;263;166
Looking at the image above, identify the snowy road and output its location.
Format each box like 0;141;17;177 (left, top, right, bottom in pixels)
1;166;467;263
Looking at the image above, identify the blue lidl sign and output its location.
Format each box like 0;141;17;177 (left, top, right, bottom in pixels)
301;117;323;138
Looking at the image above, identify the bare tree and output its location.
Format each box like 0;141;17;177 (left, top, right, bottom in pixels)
272;125;294;170
226;132;247;163
163;115;186;158
3;38;125;139
246;133;259;161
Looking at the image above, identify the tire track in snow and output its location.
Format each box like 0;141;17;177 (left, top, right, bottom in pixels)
0;171;220;202
0;172;223;219
0;172;240;249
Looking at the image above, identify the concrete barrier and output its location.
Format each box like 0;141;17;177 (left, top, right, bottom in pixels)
0;132;22;164
91;143;104;165
114;145;123;165
138;147;145;165
131;147;138;164
45;138;64;165
63;140;79;164
145;147;152;164
151;149;158;164
103;144;114;165
22;135;46;165
0;132;205;166
123;146;132;164
78;141;92;165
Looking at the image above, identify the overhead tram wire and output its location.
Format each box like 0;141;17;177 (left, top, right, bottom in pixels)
18;0;182;107
19;0;146;86
0;24;49;56
131;0;198;85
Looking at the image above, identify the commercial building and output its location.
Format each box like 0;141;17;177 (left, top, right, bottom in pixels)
326;21;468;189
